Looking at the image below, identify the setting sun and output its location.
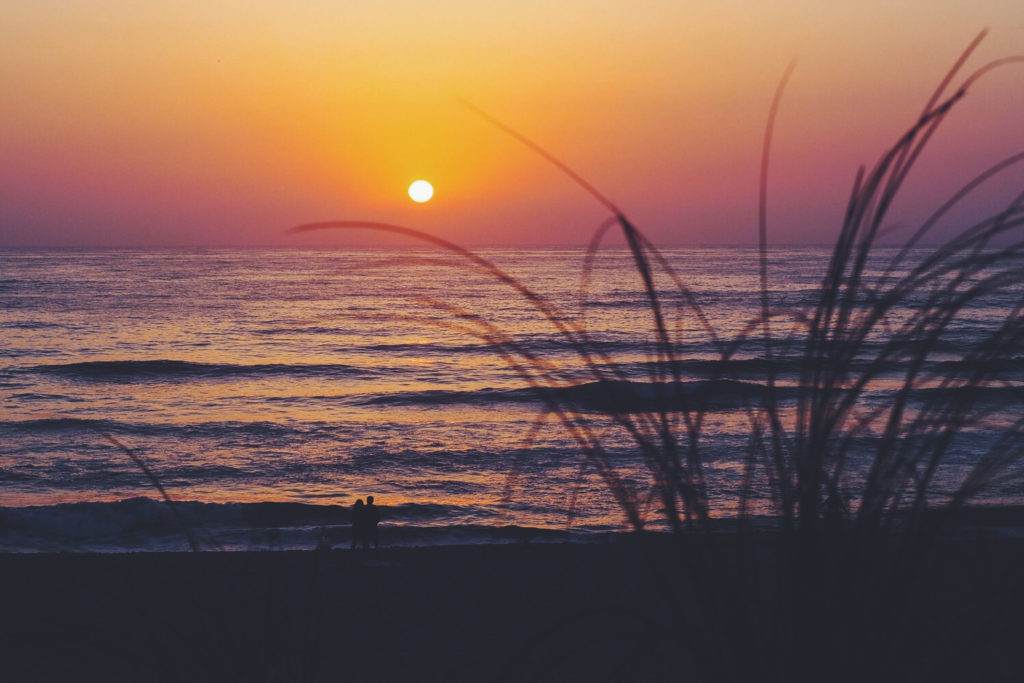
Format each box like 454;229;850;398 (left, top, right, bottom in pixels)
408;180;434;203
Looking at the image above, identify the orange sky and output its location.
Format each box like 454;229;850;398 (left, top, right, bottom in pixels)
2;1;1024;247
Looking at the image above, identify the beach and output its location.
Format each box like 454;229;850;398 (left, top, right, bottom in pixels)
3;541;682;681
4;527;1023;682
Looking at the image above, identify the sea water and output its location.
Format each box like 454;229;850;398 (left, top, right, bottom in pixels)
1;247;1021;551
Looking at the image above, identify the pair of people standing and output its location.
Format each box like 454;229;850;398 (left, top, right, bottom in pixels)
351;495;380;550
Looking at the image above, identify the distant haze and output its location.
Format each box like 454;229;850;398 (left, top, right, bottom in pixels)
2;1;1024;248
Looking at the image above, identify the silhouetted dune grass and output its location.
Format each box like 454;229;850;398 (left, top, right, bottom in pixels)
286;30;1024;680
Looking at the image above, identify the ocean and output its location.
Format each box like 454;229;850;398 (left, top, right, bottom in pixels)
1;246;1021;551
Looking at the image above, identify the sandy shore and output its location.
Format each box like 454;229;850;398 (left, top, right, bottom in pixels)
2;531;1023;682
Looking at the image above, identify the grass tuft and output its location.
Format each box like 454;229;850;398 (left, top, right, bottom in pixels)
291;31;1024;680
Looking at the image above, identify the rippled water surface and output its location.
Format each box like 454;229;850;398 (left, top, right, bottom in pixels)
1;247;1021;550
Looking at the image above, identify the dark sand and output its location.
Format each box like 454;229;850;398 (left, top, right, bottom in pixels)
2;530;1023;682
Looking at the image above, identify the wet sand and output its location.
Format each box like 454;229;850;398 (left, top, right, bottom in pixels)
2;530;1023;682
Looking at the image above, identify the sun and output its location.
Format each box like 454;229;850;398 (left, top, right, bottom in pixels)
408;180;434;203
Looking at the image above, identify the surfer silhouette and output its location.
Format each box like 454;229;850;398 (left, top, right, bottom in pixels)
365;495;381;549
351;498;366;550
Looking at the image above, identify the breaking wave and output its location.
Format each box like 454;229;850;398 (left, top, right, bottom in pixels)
0;498;581;552
30;359;370;381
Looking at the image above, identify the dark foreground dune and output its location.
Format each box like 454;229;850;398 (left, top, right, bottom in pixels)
2;527;1023;682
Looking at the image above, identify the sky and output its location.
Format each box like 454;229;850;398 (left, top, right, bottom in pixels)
2;1;1024;248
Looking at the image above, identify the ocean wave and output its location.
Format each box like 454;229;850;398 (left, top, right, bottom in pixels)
929;358;1024;377
27;352;1012;390
354;337;728;358
3;320;61;329
0;417;338;441
0;417;126;434
6;392;74;401
0;498;485;531
29;359;370;381
0;468;38;483
360;375;1024;412
253;325;347;335
911;384;1024;403
676;356;1023;380
0;497;513;552
624;358;804;378
360;379;800;412
24;355;1017;389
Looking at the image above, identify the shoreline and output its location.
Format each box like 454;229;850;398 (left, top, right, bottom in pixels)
4;499;1019;552
4;501;1024;554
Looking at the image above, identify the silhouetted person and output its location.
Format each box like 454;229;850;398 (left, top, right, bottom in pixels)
365;495;380;549
824;490;848;535
351;498;365;550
